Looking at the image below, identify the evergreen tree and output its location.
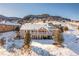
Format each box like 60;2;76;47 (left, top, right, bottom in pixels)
14;26;20;39
53;29;64;47
58;25;63;32
24;30;31;49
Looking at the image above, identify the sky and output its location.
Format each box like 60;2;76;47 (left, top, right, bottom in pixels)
0;3;79;20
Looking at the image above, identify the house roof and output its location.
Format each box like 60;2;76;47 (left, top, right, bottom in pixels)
20;23;56;31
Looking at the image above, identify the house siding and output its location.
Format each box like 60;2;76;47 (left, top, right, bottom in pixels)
0;24;17;32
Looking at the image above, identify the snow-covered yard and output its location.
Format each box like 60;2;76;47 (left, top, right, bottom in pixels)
0;23;79;56
63;30;79;55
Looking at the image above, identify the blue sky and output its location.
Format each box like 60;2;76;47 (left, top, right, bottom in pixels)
0;3;79;20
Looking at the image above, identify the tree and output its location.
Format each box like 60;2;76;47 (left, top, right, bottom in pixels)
53;29;64;47
22;30;31;55
15;26;20;31
14;26;20;39
58;24;63;32
24;30;31;49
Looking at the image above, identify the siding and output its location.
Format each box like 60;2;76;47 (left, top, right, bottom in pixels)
0;24;17;32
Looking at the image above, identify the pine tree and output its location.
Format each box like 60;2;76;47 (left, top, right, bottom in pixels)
14;26;20;39
53;29;64;47
22;30;31;55
24;30;31;49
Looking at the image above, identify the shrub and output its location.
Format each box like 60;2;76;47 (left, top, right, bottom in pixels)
15;26;20;31
77;26;79;30
42;35;52;39
63;26;69;31
43;35;47;39
0;38;6;46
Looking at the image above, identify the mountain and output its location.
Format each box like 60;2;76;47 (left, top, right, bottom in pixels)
0;15;8;21
8;17;21;22
18;14;71;24
0;15;21;22
0;14;71;24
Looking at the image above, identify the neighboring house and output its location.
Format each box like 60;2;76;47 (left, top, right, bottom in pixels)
0;20;20;32
20;23;57;39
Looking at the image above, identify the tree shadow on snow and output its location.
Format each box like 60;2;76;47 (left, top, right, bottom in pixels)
33;40;54;45
32;46;55;56
64;33;79;55
2;39;24;53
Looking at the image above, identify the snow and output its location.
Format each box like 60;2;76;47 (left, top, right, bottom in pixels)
0;24;79;56
0;21;20;26
20;23;55;31
32;40;77;56
63;30;79;55
0;31;16;40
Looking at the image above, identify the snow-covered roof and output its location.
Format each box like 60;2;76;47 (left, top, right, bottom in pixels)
20;23;55;31
0;21;20;26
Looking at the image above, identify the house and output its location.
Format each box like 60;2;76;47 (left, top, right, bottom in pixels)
20;23;57;39
0;20;20;32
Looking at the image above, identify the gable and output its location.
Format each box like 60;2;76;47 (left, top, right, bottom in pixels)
38;27;48;32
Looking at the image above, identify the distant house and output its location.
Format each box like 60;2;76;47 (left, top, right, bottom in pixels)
0;20;20;32
20;23;56;39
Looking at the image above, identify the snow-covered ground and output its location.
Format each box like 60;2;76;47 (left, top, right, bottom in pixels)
0;21;20;26
0;29;79;56
63;30;79;55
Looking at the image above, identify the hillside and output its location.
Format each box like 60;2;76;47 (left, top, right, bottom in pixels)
0;14;72;24
0;15;21;23
18;14;71;24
